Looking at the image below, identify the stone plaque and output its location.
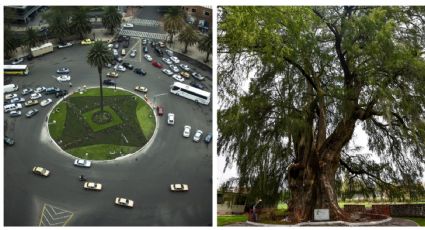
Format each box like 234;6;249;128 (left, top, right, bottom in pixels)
314;209;330;221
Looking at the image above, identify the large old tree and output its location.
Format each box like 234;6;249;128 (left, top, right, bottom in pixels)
218;6;425;222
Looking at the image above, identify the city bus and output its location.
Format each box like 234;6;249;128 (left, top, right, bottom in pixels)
4;65;29;76
169;82;211;105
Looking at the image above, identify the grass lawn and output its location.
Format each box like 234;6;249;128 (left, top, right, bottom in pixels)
67;144;140;160
48;88;155;160
217;215;248;226
48;102;67;139
402;217;425;226
82;106;123;132
136;100;155;138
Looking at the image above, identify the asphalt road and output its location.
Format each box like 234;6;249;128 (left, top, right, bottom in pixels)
4;34;212;225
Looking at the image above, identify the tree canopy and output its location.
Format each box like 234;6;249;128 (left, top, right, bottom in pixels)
218;6;425;221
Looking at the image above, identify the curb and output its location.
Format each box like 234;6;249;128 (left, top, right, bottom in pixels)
245;216;393;227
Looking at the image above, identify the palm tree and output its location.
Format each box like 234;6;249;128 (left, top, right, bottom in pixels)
178;25;199;53
87;41;113;113
197;33;212;62
5;27;21;58
24;27;41;49
163;7;186;43
71;7;92;40
102;6;122;35
42;8;71;43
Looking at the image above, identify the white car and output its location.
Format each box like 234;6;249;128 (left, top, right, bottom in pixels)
170;184;189;192
113;49;119;56
5;93;18;100
84;182;102;191
114;65;126;72
12;57;24;65
9;97;25;104
30;93;42;100
58;42;73;49
33;166;50;177
130;49;137;58
162;57;172;65
172;74;184;82
57;75;71;82
183;125;191;137
144;54;153;62
21;88;33;95
165;49;174;56
193;130;203;142
34;86;46;93
162;69;173;76
134;85;148;93
57;67;70;74
123;23;134;28
115;197;134;208
9;110;22;117
74;159;92;168
179;64;191;71
169;65;180;73
40;98;53;107
170;56;180;64
167;113;175;125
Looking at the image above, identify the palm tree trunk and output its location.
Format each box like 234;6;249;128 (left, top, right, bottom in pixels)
204;52;210;62
98;66;104;113
184;43;189;53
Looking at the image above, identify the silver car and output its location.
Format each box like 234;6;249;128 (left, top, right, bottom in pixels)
74;159;92;168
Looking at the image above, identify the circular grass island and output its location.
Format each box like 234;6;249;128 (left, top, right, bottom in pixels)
48;88;156;160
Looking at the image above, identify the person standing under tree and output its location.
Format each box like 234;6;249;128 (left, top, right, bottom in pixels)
253;198;262;222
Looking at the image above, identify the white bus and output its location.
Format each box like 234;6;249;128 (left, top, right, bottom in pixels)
169;82;211;105
4;65;29;76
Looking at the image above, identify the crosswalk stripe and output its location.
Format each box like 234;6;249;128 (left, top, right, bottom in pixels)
120;29;167;41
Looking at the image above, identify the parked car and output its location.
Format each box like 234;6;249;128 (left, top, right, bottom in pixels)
162;57;172;65
56;67;70;74
25;108;39;118
190;81;206;90
115;197;134;208
156;106;164;116
45;87;60;95
123;23;134;28
134;68;146;75
4;136;15;146
103;79;116;86
158;41;166;48
12;57;24;65
169;65;180;73
204;132;212;144
180;71;190;78
4;103;22;112
9;110;22;117
123;40;129;49
143;46;148;53
170;56;180;64
193;130;203;142
9;97;25;104
34;86;46;93
170;184;189;192
165;49;174;56
122;62;134;70
154;46;163;56
179;64;191;71
192;72;205;81
32;166;50;177
135;85;148;93
58;42;73;49
144;54;153;62
114;65;126;72
183;125;191;137
21;88;33;95
25;99;39;107
30;93;42;100
57;75;71;82
172;74;184;82
5;93;18;100
106;71;119;78
115;56;123;63
113;49;119;56
81;39;94;45
162;69;173;76
130;49;137;58
114;43;120;49
167;113;175;125
84;182;102;191
142;39;147;45
152;60;162;68
74;159;92;167
55;90;68;98
40;98;53;107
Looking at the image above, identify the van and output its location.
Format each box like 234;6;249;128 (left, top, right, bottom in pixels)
4;84;19;93
121;49;126;56
4;103;22;112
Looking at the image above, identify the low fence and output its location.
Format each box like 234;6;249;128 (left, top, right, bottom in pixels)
344;204;425;217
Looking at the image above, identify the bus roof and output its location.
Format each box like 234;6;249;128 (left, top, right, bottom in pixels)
171;82;210;97
4;65;28;70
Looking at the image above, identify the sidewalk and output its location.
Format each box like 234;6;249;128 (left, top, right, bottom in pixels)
167;39;212;68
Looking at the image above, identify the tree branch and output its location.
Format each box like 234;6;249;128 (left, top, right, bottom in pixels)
339;159;391;186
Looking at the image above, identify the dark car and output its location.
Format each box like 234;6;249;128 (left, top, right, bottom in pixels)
192;72;205;81
156;106;164;116
45;87;61;95
190;81;206;90
154;47;163;57
122;62;134;70
134;68;147;75
118;35;124;42
4;136;15;146
204;132;212;144
150;41;156;48
143;46;148;53
115;56;123;63
123;35;130;41
103;79;116;86
123;40;129;48
55;89;68;98
152;60;162;68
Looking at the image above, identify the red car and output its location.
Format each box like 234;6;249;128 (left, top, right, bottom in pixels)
152;60;162;68
156;106;164;116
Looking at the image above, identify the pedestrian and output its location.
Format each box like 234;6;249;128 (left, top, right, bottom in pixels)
253;198;262;222
69;82;72;87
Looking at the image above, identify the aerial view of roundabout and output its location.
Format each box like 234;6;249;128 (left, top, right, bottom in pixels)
4;6;212;226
